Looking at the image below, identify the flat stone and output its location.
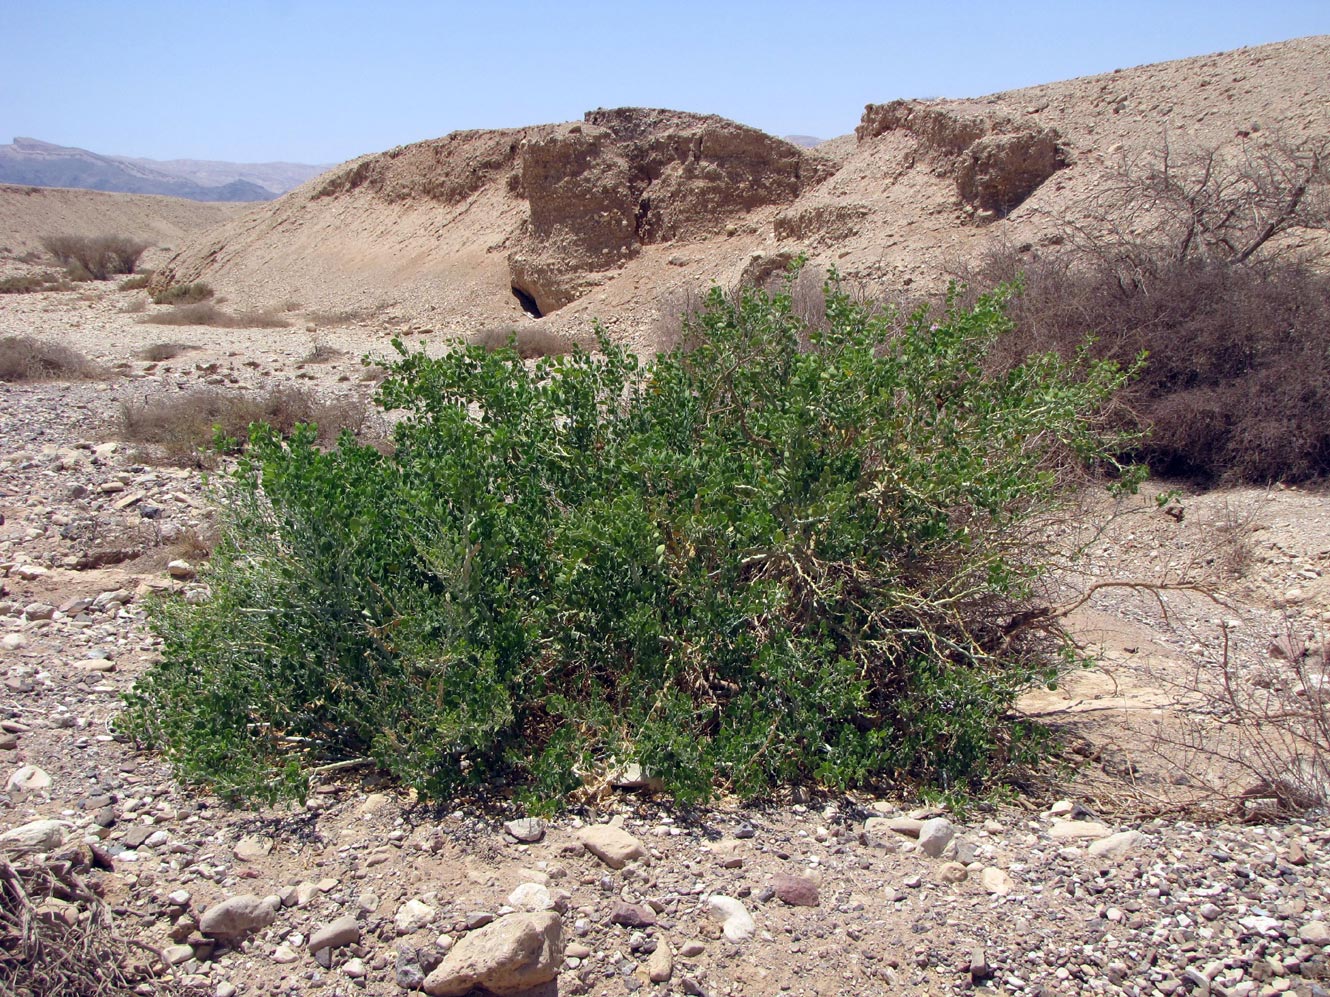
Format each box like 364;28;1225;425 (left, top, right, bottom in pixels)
646;943;673;983
502;818;545;843
771;872;819;907
1087;829;1144;862
309;914;361;953
1300;921;1330;945
609;901;656;927
199;895;278;939
579;824;647;869
981;867;1013;896
422;912;563;996
6;764;51;796
0;818;68;855
937;861;969;884
507;883;556;912
233;834;272;861
1048;819;1111;840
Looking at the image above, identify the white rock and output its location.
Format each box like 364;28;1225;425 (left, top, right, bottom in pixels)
980;867;1013;896
6;764;51;796
396;898;437;934
706;895;755;942
0;818;68;855
578;825;647;869
422;912;563;996
1087;829;1144;863
507;882;556;912
1048;819;1111;840
917;817;955;858
233;834;272;861
343;957;367;978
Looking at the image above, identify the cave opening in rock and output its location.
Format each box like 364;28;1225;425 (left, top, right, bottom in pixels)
511;285;543;319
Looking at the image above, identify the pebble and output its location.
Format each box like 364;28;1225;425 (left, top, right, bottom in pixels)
705;895;755;942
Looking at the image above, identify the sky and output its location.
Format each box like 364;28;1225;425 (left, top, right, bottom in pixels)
3;1;1328;166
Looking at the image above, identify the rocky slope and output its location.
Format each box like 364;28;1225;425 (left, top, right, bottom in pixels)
151;35;1330;353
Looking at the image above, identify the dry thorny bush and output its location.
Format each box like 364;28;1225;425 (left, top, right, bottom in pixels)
0;335;103;382
0;851;187;997
119;385;376;465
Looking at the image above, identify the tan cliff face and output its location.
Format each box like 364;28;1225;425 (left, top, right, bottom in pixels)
149;34;1330;353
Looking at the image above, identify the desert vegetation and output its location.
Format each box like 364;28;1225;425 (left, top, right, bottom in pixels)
41;234;147;280
121;274;1142;807
140;302;290;328
0;335;101;382
118;384;372;464
151;281;212;305
466;324;582;359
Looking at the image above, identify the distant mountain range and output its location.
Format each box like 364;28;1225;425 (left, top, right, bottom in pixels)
0;137;329;201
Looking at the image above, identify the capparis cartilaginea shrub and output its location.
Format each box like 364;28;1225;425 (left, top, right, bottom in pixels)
121;274;1142;807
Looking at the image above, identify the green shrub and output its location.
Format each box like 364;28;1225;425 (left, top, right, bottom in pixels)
152;282;213;305
120;273;1141;807
119;273;153;291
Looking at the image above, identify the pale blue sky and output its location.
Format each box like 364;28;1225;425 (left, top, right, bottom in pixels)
3;1;1327;165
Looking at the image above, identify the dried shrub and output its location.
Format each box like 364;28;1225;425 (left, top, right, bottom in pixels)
466;325;581;359
151;282;212;305
140;303;290;329
0;336;102;382
137;342;195;362
960;243;1330;484
300;335;345;364
119;385;372;463
41;235;148;280
119;297;148;314
0;852;188;997
0;271;73;294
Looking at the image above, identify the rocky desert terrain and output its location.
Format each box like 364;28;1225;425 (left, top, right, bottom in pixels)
2;34;1329;997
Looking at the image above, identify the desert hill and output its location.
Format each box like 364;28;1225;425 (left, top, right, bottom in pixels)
153;35;1330;352
0;136;325;201
0;183;250;263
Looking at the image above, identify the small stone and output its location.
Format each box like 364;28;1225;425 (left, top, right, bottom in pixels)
233;834;272;861
167;559;197;580
1049;819;1111;840
1198;903;1222;921
918;817;955;858
272;943;299;964
6;765;51;797
22;602;54;621
507;883;555;912
164;944;195;965
610;901;656;927
970;946;992;980
199;895;278;939
1300;921;1330;945
216;982;237;997
502;818;545;843
0;818;68;855
422;912;563;996
396;899;437;934
937;861;968;884
705;895;754;942
310;915;361;953
1087;829;1144;862
679;940;705;958
646;943;673;983
343;957;367;978
771;873;819;907
579;825;647;869
981;867;1013;896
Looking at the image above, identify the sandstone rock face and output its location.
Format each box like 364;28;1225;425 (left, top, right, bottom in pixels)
422;911;563;996
509;108;827;314
856;98;1065;216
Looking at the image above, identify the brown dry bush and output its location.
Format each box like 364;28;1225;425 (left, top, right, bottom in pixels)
140;303;290;329
959;243;1330;484
467;325;581;359
117;273;152;291
0;853;188;997
137;342;196;362
0;336;102;382
119;385;373;462
41;235;148;280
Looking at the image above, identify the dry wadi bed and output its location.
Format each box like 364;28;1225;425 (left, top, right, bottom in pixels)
1;279;1329;997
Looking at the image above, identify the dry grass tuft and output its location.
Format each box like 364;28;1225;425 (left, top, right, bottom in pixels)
151;282;212;306
137;342;196;362
467;325;581;359
140;303;290;329
0;336;103;382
